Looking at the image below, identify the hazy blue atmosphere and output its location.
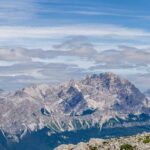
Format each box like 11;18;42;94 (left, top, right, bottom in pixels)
0;0;150;90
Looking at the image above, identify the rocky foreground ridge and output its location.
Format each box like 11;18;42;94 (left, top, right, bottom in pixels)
55;133;150;150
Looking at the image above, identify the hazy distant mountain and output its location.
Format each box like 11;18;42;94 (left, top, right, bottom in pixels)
144;89;150;97
0;72;150;150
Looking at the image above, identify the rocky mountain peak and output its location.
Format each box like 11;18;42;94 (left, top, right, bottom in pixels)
0;72;149;142
82;72;127;86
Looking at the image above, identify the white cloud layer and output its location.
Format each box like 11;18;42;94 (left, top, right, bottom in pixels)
0;38;149;91
0;25;149;39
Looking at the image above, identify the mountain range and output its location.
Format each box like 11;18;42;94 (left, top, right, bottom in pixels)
0;72;150;150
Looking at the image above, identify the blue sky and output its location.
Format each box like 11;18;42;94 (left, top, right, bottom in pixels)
0;0;150;91
0;0;150;49
1;0;150;28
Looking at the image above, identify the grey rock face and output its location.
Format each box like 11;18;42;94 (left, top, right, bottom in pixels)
0;72;149;141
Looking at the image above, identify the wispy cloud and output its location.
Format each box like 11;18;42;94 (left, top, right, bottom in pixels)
0;24;149;50
0;36;149;91
0;0;36;24
0;48;30;61
59;10;147;19
0;25;149;39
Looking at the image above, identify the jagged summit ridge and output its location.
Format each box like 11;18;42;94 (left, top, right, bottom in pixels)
0;72;149;140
